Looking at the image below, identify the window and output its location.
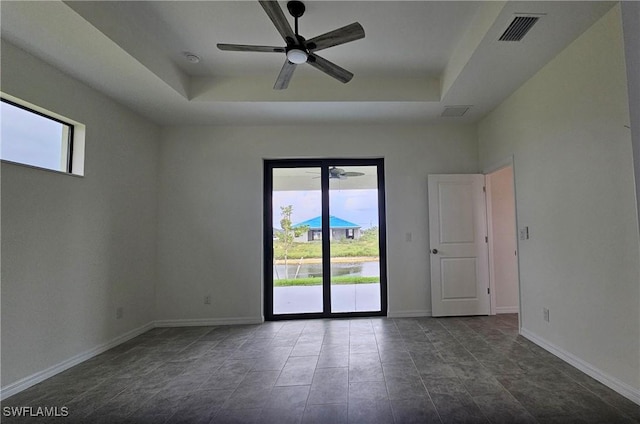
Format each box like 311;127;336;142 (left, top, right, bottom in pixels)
1;97;82;174
346;228;354;239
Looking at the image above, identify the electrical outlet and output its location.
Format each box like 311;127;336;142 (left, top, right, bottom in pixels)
543;308;549;322
204;295;211;305
116;307;124;319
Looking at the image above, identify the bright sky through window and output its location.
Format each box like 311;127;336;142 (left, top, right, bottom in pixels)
1;99;69;172
273;189;379;230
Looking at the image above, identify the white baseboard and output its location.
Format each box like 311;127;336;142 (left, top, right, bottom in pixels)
154;316;264;327
496;306;519;314
0;322;154;401
520;328;640;406
387;309;432;318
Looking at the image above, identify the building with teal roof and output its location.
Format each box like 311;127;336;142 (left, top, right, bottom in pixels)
292;215;361;242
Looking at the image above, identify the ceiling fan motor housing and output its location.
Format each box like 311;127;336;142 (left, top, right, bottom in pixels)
287;1;305;19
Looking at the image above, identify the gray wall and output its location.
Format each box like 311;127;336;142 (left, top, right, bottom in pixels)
1;41;160;388
156;124;479;321
478;5;640;393
622;1;640;238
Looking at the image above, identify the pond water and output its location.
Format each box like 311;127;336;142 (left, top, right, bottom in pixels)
273;261;379;280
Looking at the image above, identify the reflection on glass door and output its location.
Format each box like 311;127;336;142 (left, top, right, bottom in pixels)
265;159;386;319
329;166;381;313
271;167;323;315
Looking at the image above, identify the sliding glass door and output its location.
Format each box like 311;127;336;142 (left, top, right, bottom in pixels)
264;159;387;320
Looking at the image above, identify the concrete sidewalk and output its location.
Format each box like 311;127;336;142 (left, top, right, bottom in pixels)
273;283;381;314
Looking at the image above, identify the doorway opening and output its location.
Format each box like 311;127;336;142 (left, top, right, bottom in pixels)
264;159;387;320
486;164;520;317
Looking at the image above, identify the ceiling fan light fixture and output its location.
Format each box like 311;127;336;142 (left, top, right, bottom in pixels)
286;48;308;64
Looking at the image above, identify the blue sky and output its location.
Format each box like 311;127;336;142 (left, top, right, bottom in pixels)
272;189;379;230
1;101;64;170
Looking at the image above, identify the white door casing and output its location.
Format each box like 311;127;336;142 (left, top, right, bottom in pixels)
428;174;490;317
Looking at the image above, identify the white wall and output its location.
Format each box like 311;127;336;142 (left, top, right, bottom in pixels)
487;166;518;313
157;124;478;322
478;4;640;394
1;41;160;389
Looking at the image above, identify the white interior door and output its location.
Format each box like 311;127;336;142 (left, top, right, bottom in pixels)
428;174;489;317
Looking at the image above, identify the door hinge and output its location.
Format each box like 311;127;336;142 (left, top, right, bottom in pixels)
487;288;490;294
485;236;488;243
483;186;486;193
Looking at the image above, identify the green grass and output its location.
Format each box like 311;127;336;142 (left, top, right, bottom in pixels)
274;240;379;260
274;227;380;260
274;276;379;287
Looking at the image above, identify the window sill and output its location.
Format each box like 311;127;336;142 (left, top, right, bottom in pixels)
1;160;84;178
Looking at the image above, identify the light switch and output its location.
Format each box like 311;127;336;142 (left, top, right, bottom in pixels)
519;227;529;240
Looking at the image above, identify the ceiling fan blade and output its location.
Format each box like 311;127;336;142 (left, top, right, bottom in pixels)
343;172;365;177
274;60;297;90
259;1;296;45
307;54;353;84
217;44;285;53
306;22;365;52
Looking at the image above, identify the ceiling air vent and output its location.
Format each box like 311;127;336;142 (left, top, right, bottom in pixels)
441;106;471;118
499;16;540;42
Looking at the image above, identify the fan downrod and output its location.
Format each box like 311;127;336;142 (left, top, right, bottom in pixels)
287;1;305;18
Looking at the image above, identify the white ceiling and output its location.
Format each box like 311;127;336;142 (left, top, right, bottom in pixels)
0;1;616;126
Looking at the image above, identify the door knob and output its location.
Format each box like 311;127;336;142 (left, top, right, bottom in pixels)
431;249;438;254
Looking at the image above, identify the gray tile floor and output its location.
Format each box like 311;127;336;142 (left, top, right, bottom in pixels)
3;314;639;423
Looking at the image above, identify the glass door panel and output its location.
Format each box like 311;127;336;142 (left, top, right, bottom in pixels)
272;167;323;314
329;166;381;313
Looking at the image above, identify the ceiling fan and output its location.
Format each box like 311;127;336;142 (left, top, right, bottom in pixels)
217;0;365;90
329;167;364;180
308;167;365;180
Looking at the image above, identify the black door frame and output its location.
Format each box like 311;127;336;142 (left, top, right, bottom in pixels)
264;158;388;320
